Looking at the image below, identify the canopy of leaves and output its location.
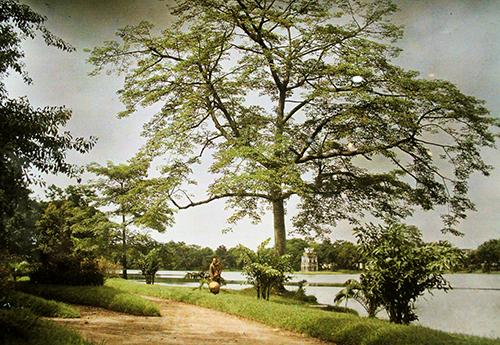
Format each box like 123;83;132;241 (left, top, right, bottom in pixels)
355;223;463;324
34;185;117;263
0;0;95;259
30;185;116;285
89;0;497;237
87;159;175;232
470;238;500;272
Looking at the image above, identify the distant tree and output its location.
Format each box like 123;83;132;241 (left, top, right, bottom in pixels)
159;241;215;270
194;246;216;270
286;238;309;271
138;248;161;284
90;0;497;255
126;232;160;269
472;239;500;273
0;0;94;273
315;239;359;270
332;241;360;270
88;159;174;278
315;239;336;270
227;244;254;270
215;245;229;265
355;223;463;324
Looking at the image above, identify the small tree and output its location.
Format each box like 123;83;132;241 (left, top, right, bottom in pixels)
88;159;174;278
138;248;161;284
242;239;292;300
355;223;463;324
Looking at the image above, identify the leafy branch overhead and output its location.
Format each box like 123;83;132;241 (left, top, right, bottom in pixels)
1;0;94;258
89;0;498;244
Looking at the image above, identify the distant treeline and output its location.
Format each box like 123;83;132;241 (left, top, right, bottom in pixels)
120;235;500;271
122;236;499;273
120;235;362;272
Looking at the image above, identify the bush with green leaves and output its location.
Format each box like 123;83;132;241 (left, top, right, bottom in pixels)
355;223;463;324
242;239;292;300
334;278;383;318
30;186;116;286
138;248;161;284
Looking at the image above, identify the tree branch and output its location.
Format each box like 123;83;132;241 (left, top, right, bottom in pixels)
169;192;271;209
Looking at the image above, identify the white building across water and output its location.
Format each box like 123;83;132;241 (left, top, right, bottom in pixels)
300;248;318;272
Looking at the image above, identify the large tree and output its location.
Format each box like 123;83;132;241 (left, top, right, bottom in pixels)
0;0;94;262
89;0;497;254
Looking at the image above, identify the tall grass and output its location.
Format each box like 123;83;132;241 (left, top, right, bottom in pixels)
0;309;93;345
17;282;160;316
3;291;80;318
108;278;500;345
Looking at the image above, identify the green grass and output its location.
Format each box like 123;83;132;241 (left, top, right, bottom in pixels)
17;282;160;317
0;308;93;345
3;291;80;318
107;278;500;345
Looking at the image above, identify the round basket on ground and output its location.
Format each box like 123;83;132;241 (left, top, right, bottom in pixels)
209;281;220;294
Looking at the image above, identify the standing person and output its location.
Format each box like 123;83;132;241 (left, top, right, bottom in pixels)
208;257;222;294
209;257;222;283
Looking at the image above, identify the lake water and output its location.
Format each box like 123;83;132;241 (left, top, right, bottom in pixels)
127;270;500;338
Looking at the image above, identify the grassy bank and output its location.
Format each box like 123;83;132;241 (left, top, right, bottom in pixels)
3;290;80;318
0;309;93;345
17;282;160;316
108;279;500;345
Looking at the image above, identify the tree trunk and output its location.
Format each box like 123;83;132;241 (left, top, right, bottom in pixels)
272;198;286;255
121;215;128;279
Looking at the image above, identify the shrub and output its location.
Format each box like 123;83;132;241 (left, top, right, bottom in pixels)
30;258;104;286
242;239;292;300
96;257;120;279
334;279;383;317
8;261;32;281
355;223;464;324
138;248;161;284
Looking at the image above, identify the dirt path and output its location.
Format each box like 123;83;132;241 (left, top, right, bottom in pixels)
51;297;331;345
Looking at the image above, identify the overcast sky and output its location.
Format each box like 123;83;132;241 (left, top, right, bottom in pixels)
6;0;499;250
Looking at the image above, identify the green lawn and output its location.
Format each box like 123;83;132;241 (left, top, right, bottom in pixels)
107;278;500;345
16;281;160;316
0;308;94;345
3;290;80;318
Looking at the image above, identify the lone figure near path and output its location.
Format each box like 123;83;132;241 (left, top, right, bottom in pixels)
209;257;222;284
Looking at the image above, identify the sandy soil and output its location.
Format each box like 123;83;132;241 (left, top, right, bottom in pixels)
51;297;331;345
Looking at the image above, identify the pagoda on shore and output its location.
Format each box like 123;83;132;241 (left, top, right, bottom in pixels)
301;248;318;272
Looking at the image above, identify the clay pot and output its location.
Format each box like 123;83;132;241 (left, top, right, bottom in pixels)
209;281;220;294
